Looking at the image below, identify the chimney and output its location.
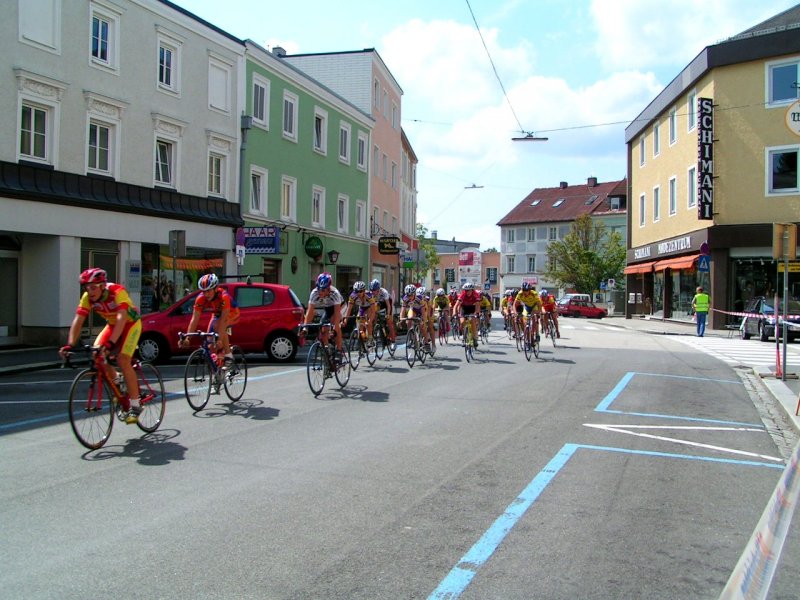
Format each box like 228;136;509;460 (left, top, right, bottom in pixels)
559;181;568;189
272;46;287;58
587;176;598;187
431;230;438;240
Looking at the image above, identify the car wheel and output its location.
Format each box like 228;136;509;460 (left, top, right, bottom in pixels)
265;331;298;362
758;322;769;342
138;333;169;363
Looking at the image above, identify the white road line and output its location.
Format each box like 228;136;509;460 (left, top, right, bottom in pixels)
584;423;784;463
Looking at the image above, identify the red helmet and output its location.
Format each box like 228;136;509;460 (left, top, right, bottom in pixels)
79;268;107;285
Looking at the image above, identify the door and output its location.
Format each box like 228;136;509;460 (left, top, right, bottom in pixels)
0;253;19;343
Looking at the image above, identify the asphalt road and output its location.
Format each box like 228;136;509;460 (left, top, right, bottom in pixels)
1;318;798;599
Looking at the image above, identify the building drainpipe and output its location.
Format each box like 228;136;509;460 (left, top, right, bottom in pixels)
237;114;253;278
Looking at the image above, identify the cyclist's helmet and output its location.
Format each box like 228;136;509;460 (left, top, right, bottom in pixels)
436;288;445;296
505;289;513;297
369;279;381;292
541;289;548;297
417;286;427;297
80;268;107;285
198;273;219;291
316;272;332;290
462;282;475;291
353;281;367;292
404;284;417;295
449;288;458;297
521;282;532;291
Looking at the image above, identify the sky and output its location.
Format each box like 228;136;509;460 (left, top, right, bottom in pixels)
178;0;798;250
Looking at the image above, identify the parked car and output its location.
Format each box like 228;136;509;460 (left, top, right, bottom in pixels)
138;281;305;363
557;297;607;319
558;293;591;304
741;296;800;342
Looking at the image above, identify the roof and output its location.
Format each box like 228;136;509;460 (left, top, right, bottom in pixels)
496;178;627;226
732;3;800;39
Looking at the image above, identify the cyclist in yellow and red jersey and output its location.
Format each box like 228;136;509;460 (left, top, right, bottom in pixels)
479;292;493;331
181;274;240;360
500;289;514;332
453;282;481;348
59;268;143;424
514;282;542;342
540;289;560;338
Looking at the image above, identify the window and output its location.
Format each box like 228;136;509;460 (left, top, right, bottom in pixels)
356;200;366;237
767;59;800;106
337;195;349;233
282;91;298;141
553;199;564;207
548;227;557;241
208;54;232;113
155;139;174;186
382;154;388;182
767;146;799;194
527;256;536;272
373;78;380;109
653;121;660;156
281;176;297;222
20;103;49;162
653;186;660;222
90;2;121;73
357;132;368;171
339;121;351;163
392;103;398;129
208;153;223;196
527;228;536;242
669;108;677;145
507;229;515;243
382;90;388;117
250;167;267;215
19;0;61;53
610;197;621;210
252;75;270;127
639;137;645;166
313;107;327;154
506;256;515;273
687;166;697;208
373;145;379;178
311;186;325;227
486;267;497;285
639;193;646;226
156;28;182;95
668;177;677;216
687;90;697;131
391;162;397;189
88;121;111;174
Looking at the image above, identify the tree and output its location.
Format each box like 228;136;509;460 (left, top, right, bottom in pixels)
414;223;440;282
544;214;626;294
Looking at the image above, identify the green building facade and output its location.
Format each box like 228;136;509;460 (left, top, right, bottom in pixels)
241;42;374;298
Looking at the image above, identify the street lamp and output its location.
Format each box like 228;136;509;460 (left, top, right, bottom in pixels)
512;132;548;142
327;250;340;264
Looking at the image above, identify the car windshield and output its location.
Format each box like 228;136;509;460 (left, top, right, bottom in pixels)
762;299;800;315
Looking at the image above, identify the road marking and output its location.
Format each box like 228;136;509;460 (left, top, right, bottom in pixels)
428;443;782;600
584;423;783;463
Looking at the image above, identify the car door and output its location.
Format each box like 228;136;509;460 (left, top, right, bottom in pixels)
230;285;276;350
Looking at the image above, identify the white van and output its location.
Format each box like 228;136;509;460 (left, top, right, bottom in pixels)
559;293;591;303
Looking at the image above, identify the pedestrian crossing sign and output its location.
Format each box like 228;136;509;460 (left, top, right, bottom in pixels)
698;255;710;272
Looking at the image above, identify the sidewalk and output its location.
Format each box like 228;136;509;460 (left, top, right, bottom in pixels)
2;316;799;433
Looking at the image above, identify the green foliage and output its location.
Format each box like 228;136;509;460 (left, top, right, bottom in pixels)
544;214;626;293
415;223;440;280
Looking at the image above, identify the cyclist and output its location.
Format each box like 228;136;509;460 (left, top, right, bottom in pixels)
344;281;377;347
514;282;542;342
369;279;396;343
540;290;561;338
301;272;345;355
417;286;436;351
479;291;493;331
400;284;432;347
453;282;480;348
59;268;143;424
180;274;240;362
432;288;451;334
500;289;514;332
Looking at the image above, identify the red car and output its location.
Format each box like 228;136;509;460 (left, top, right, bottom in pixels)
557;298;607;319
138;282;304;363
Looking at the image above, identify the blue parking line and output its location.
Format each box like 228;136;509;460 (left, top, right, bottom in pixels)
428;443;781;599
595;371;762;428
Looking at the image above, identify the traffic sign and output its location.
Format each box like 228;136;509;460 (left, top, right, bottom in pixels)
698;255;711;272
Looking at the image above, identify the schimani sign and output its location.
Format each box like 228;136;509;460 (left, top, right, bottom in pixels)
697;97;714;220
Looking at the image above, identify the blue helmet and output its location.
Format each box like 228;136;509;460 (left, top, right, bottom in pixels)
316;272;332;290
370;279;381;291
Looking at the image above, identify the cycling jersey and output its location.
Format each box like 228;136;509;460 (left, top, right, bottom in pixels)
542;297;557;313
347;290;375;309
372;287;391;307
77;283;140;324
500;297;510;310
433;296;450;311
457;290;480;306
309;286;344;308
515;290;541;311
193;288;240;323
480;298;492;311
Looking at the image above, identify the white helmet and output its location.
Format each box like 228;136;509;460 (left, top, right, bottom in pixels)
404;284;417;295
436;288;445;296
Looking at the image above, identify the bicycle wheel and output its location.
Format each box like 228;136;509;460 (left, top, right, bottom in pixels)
523;327;533;362
438;318;448;345
184;349;212;411
335;346;351;388
480;323;489;345
136;361;166;433
68;369;114;450
418;332;428;364
548;321;557;348
366;333;379;366
405;327;417;368
375;330;385;360
306;341;326;396
464;328;474;362
223;346;248;401
384;326;397;358
348;330;362;370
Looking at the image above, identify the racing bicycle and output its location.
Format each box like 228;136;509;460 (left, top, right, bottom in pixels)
179;331;248;411
301;323;351;396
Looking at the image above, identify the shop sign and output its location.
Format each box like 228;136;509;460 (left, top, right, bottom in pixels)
778;261;800;273
378;236;400;255
304;236;323;259
243;226;280;255
697;97;714;220
786;100;800;137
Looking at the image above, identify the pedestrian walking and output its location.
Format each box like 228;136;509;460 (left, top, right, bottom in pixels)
691;286;710;337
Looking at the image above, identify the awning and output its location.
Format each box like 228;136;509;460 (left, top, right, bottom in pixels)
624;260;656;275
653;254;699;271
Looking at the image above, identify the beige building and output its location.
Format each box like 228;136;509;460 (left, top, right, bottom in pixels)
624;6;800;327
